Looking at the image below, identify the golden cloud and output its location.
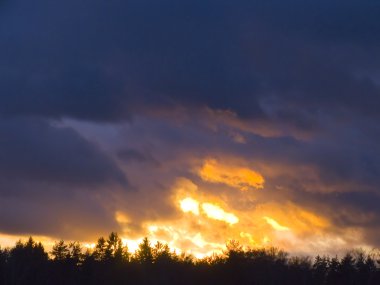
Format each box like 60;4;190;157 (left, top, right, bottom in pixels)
263;216;290;231
110;177;367;258
198;159;264;191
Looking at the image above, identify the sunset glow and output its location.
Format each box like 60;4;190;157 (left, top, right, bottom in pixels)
102;176;348;258
1;0;379;269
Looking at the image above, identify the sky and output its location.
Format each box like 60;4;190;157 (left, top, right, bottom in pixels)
1;0;380;257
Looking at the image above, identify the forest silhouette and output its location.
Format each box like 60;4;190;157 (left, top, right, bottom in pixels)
0;232;379;285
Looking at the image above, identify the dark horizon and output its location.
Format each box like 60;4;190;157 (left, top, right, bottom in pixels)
1;233;380;285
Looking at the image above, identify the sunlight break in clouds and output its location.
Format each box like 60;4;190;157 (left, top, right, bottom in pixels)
180;198;200;215
202;203;239;225
198;159;264;191
179;197;239;225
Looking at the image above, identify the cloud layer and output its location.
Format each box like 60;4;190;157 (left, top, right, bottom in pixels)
0;0;380;255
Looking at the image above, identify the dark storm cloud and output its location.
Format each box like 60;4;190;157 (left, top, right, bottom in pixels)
249;134;380;192
117;148;159;166
1;0;379;127
0;118;128;189
117;149;150;163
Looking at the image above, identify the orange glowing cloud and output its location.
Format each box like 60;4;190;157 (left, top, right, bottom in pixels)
198;159;264;191
253;202;330;236
263;217;290;231
111;178;365;258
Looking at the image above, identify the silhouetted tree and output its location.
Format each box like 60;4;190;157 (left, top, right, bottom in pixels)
134;237;153;264
312;255;329;285
105;232;127;261
339;252;356;285
92;237;107;262
326;256;341;285
152;241;173;263
288;256;312;284
0;247;9;285
52;240;69;261
8;237;48;285
68;241;83;265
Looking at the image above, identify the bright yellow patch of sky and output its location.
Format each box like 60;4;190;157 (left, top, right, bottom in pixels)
201;203;239;225
179;197;239;225
180;197;200;215
198;159;264;191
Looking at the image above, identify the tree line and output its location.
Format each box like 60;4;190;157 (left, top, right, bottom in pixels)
0;232;379;285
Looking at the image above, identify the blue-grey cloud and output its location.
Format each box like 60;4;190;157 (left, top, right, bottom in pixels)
0;118;128;189
1;0;379;129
